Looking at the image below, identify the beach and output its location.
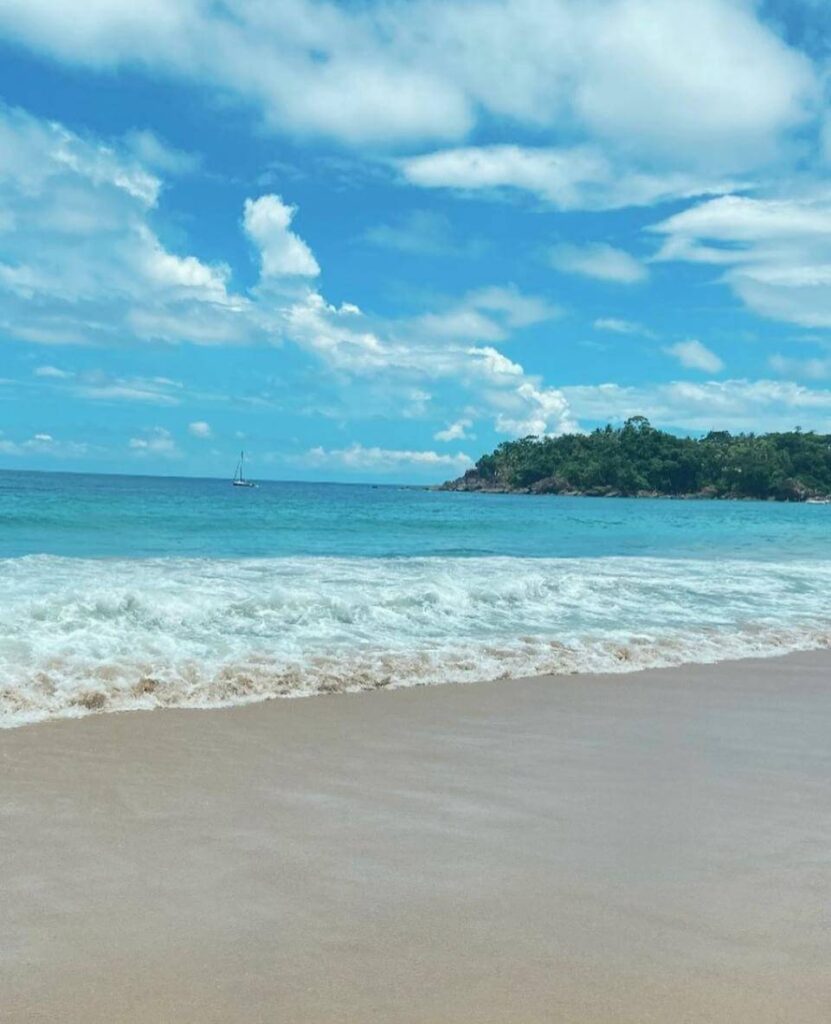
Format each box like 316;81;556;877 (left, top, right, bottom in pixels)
4;2;831;1020
3;650;829;1023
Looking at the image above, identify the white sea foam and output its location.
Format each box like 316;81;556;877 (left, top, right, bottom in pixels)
2;555;830;727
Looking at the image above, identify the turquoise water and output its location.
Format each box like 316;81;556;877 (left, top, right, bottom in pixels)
2;469;831;727
2;469;829;560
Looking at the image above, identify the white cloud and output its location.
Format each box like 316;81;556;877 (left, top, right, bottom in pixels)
243;195;319;278
283;292;576;436
0;431;88;457
140;226;231;300
188;420;212;438
469;286;558;328
401;388;432;418
30;366;191;406
417;307;506;343
465;346;524;379
128;427;180;458
401;145;608;206
651;191;831;328
665;339;724;373
75;373;184;405
305;444;473;472
399;145;742;211
549;243;647;284
652;193;831;251
414;286;559;343
0;104;252;348
570;0;814;163
33;364;73;378
0;106;578;440
492;380;578;436
563;378;831;432
593;317;649;336
0;0;812;168
434;418;473;442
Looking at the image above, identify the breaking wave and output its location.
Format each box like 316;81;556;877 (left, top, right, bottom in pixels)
2;554;831;727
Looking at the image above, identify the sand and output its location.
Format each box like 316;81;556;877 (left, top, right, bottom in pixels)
2;650;830;1023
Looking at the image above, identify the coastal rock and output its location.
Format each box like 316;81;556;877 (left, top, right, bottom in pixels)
439;470;509;493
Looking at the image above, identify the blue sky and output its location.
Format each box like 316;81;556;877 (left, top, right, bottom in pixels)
1;0;831;481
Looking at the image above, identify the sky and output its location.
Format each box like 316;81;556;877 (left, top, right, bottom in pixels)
1;0;831;481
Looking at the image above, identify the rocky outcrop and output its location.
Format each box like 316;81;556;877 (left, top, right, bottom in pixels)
440;471;831;501
439;470;510;493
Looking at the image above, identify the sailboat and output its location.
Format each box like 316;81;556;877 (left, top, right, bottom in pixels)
232;450;257;488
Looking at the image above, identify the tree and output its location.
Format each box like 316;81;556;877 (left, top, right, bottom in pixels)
449;420;831;501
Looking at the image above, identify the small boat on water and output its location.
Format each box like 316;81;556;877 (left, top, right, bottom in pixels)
232;450;257;488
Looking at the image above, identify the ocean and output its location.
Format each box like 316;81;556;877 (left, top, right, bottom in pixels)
2;468;831;727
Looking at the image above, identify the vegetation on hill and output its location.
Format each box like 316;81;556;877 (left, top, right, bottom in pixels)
441;417;831;501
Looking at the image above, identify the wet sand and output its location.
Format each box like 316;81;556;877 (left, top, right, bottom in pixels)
2;651;830;1023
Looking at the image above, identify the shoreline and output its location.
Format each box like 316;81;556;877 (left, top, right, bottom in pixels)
3;650;830;1022
437;482;831;501
5;630;831;730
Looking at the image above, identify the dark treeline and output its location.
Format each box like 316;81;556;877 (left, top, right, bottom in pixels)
442;417;831;500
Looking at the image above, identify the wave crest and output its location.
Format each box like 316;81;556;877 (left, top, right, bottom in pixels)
2;555;831;726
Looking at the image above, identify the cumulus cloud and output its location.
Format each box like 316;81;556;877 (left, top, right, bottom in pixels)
128;427;180;458
283;293;576;435
563;378;831;433
0;0;813;168
665;340;724;373
434;418;473;442
651;192;831;328
305;444;473;472
188;420;212;438
140;227;232;299
243;195;320;278
0;4;826;458
0;104;251;348
0;105;575;441
549;243;647;284
568;0;814;163
0;430;88;457
492;380;579;436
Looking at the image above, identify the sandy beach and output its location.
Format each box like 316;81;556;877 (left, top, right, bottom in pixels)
2;651;830;1023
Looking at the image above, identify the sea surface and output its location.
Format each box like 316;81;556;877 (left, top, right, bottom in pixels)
2;469;831;726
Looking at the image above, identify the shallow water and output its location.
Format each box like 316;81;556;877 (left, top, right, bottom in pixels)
2;469;831;725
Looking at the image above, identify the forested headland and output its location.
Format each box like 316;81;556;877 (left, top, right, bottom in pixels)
441;417;831;501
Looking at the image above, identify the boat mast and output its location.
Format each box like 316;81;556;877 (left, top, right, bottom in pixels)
232;449;255;486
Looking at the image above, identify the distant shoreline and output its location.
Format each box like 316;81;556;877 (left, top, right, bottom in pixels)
438;475;831;502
